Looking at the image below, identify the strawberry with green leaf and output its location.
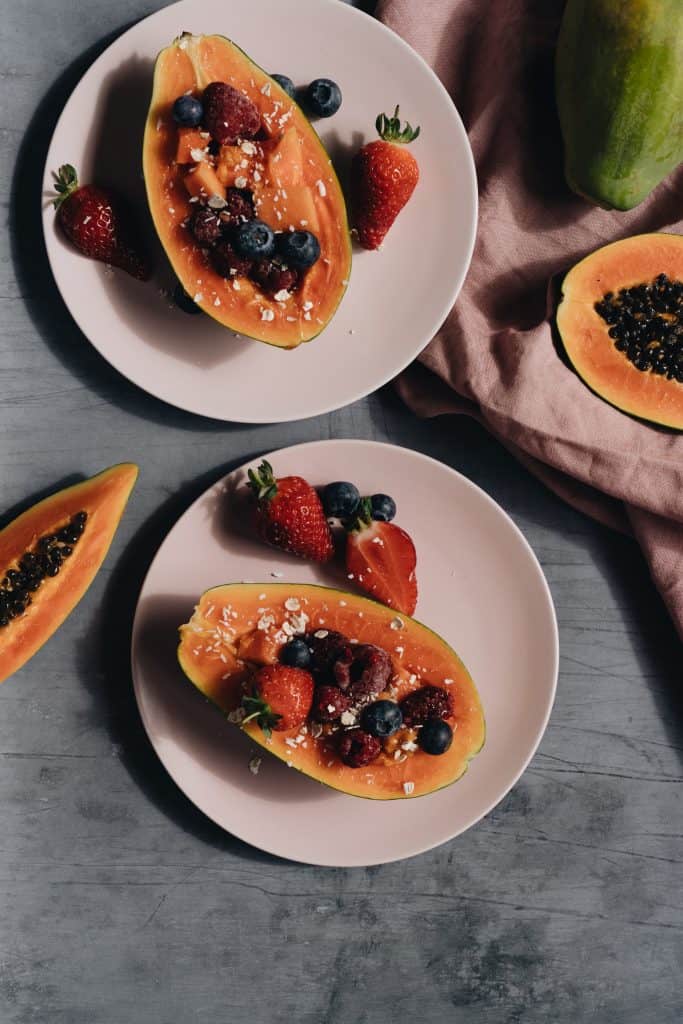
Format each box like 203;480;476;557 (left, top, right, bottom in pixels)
351;106;420;250
52;164;150;280
242;664;315;736
247;460;333;562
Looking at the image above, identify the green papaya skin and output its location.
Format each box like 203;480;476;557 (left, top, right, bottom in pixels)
556;0;683;210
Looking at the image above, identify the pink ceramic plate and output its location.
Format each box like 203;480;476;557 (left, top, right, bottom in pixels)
41;0;477;423
131;440;558;866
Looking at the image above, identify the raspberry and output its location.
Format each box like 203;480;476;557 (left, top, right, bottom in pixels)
189;206;223;246
250;259;300;297
338;729;381;768
219;188;255;228
210;239;253;278
399;685;453;727
305;631;352;681
333;643;393;702
203;82;261;145
311;685;351;723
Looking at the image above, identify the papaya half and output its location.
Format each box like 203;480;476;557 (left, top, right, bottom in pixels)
555;0;683;210
178;583;485;800
143;33;351;348
556;233;683;429
0;464;138;683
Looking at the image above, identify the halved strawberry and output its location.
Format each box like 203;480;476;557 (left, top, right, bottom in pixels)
345;499;418;615
242;664;314;735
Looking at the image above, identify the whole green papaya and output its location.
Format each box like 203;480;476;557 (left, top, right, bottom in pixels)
555;0;683;210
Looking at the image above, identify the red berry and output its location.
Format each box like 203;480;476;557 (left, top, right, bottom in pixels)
338;729;381;768
351;107;420;251
243;664;314;734
332;643;393;703
305;631;353;680
203;82;261;145
52;164;150;280
247;461;334;563
219;187;255;228
211;239;253;278
250;259;300;297
399;685;453;727
311;685;351;722
190;206;223;245
346;501;417;615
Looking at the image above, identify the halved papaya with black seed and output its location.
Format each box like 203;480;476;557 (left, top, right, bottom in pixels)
556;234;683;429
143;33;351;348
0;464;138;683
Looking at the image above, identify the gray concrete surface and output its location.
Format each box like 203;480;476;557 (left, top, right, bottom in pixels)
1;2;681;1022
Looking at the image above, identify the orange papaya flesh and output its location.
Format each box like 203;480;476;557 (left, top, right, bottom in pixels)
0;464;138;683
556;233;683;429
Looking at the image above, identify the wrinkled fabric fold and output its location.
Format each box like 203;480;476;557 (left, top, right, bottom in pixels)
376;0;683;639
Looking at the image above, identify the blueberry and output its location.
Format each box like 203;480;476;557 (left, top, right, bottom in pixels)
304;78;342;118
360;700;403;739
418;719;453;755
173;284;202;315
322;481;360;520
172;94;203;128
233;219;276;260
276;230;320;269
271;74;296;98
370;494;396;522
280;637;312;670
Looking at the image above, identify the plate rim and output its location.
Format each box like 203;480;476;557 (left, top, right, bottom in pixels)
130;438;559;866
41;0;478;424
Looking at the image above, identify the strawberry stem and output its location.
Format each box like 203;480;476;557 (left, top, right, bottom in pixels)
241;694;281;738
51;164;80;210
247;460;278;502
375;106;420;144
345;496;373;533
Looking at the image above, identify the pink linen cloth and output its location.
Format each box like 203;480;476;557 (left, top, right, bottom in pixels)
376;0;683;639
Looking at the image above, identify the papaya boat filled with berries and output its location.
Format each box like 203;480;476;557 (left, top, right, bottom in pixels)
142;32;351;347
556;234;683;429
0;464;138;683
178;583;485;800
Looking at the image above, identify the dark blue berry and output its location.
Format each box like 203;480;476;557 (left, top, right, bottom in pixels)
233;219;275;260
280;638;312;670
360;700;403;739
322;481;360;520
173;284;202;315
276;230;320;269
418;719;453;755
370;494;396;522
271;74;296;98
172;94;203;128
305;78;342;118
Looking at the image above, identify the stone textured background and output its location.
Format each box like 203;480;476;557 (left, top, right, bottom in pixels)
1;2;681;1021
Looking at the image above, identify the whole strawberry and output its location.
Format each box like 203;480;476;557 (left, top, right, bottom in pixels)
346;497;418;615
52;164;150;280
351;106;420;250
242;664;314;735
247;460;334;563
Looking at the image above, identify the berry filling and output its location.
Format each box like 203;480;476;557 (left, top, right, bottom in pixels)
170;79;325;317
399;684;454;727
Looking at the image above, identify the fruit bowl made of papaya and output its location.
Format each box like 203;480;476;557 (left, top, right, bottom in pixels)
178;582;486;801
42;5;477;422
